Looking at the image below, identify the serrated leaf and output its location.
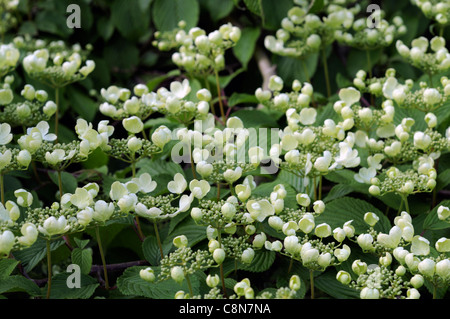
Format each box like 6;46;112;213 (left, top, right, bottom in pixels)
48;273;98;299
0;259;19;279
13;238;66;273
142;236;172;266
164;218;207;247
0;276;41;296
315;197;391;234
315;270;359;299
238;250;275;273
117;266;199;298
71;248;93;275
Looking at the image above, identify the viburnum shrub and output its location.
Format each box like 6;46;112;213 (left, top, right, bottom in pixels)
0;0;448;301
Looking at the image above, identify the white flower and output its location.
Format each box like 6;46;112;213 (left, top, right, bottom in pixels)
14;189;33;207
170;79;191;99
338;87;360;106
189;179;210;199
27;121;57;142
0;123;13;145
411;235;430;256
70;188;94;209
38;216;71;237
92;200;115;222
132;173;157;193
151;125;172;149
109;181;129;201
134;203;162;219
246;199;274;222
314;150;332;172
17;223;38;247
167;173;187;194
414;132;431;150
0;230;15;256
223;166;242;183
77;207;93;226
298;213;315;234
334;142;360;168
299;107;317;125
122;116;144;134
315;223;332;238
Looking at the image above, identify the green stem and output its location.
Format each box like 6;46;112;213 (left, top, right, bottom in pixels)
403;195;410;214
318;175;323;200
310;269;315;299
288;258;293;274
204;75;216;117
96;226;110;290
313;176;317;202
214;70;226;122
46;239;52;299
57;169;63;200
366;50;373;78
54;87;59;142
322;48;331;98
428;73;434;87
153;221;164;260
0;173;4;206
185;273;194;297
217;231;228;298
300;58;311;83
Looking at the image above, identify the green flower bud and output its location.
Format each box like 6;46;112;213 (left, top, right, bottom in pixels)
171;266;185;283
140;267;155;282
336;270;351;285
213;248;226;264
173;235;188;249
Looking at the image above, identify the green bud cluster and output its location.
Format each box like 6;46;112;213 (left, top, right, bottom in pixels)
106;137;162;164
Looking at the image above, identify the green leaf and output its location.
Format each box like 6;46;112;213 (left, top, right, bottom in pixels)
142;236;172;266
71;248;93;275
152;0;199;32
66;86;97;122
201;0;234;21
315;270;359;299
423;200;450;230
111;0;151;41
0;259;19;279
13;238;66;273
117;266;199;298
0;276;41;297
231;109;278;128
48;171;78;194
227;93;258;107
48;273;98;299
315;197;391;234
238;250;276;272
165;218;207;247
232;27;260;68
243;0;262;16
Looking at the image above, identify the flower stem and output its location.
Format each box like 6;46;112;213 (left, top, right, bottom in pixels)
46;239;52;299
54;87;59;143
214;70;226;122
0;173;4;206
153;221;164;260
96;225;110;290
310;269;315;299
217;231;228;298
318;175;323;200
57;169;63;199
403;196;410;214
185;273;194;297
322;48;331;98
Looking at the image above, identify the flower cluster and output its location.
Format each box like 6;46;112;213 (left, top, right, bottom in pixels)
411;0;450;25
154;22;241;76
264;1;355;58
396;36;450;75
100;78;211;124
255;75;314;112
